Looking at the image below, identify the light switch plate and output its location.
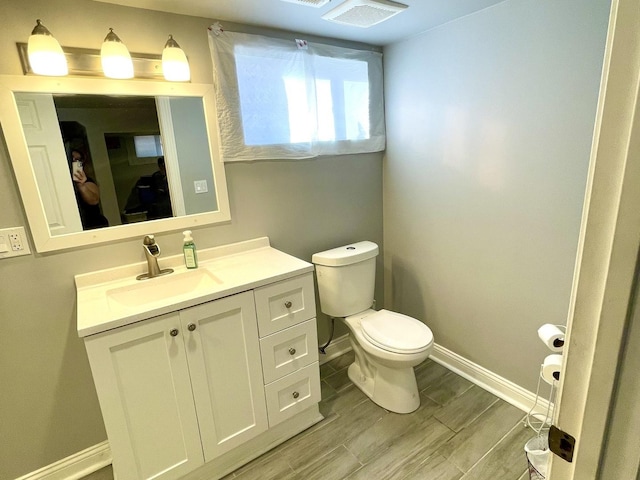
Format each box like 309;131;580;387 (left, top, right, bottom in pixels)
0;226;31;258
194;180;208;194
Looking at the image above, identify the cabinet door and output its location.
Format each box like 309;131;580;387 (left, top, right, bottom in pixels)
84;313;204;480
181;291;268;461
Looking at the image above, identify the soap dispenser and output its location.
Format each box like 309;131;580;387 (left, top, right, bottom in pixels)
182;230;198;269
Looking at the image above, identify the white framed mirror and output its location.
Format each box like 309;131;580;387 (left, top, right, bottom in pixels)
0;75;230;252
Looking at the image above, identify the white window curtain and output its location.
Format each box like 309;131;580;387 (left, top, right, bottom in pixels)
208;27;385;162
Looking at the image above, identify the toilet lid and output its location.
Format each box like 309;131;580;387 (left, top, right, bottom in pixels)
361;310;433;354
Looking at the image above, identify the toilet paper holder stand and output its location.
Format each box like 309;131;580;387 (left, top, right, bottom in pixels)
525;364;559;434
526;324;566;434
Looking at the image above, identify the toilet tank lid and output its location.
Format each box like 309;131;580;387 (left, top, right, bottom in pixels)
312;241;379;267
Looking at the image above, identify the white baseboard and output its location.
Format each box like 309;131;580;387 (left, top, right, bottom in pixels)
318;333;352;364
430;343;553;417
15;441;111;480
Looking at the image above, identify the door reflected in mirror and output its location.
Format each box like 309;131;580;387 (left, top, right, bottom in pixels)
15;92;218;237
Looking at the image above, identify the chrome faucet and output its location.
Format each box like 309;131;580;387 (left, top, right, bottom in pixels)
136;235;174;280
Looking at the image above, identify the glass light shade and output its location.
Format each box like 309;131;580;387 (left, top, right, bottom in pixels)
27;20;68;76
162;35;190;82
101;29;134;79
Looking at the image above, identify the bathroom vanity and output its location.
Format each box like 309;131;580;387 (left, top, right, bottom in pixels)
76;238;322;480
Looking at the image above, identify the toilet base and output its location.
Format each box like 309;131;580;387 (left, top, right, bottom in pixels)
347;360;420;414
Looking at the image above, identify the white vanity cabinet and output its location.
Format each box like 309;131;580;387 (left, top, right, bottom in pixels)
78;239;324;480
84;291;268;480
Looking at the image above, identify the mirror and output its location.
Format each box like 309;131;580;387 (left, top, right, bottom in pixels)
0;75;230;252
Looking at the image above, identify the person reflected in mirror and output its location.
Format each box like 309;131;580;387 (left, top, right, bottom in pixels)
122;156;173;222
150;156;172;219
70;149;109;229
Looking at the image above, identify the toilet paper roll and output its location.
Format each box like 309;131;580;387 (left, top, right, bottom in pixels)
537;324;565;352
541;354;563;385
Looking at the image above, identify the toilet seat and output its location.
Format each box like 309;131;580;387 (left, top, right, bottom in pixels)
360;310;433;354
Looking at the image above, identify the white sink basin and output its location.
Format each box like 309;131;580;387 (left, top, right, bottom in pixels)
107;269;223;309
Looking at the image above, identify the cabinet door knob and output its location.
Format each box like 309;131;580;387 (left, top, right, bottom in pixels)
284;301;292;309
292;391;300;399
169;328;179;337
188;323;196;331
288;347;296;356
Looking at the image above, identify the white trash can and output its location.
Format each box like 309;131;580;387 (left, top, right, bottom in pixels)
525;434;550;480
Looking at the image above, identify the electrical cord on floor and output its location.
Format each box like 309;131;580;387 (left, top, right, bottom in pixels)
318;317;335;354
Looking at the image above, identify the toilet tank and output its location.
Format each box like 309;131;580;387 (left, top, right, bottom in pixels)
312;241;379;318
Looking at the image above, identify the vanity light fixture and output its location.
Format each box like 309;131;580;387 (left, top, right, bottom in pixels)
101;28;134;79
27;19;68;76
162;35;190;82
21;22;186;81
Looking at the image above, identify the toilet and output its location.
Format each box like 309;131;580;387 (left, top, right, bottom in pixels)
312;241;434;414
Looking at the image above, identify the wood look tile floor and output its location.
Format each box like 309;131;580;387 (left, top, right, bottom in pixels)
86;351;536;480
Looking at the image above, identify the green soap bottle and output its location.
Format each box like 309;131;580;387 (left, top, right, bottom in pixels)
183;230;198;269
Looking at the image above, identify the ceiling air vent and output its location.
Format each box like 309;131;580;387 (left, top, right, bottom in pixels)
281;0;332;7
322;0;407;28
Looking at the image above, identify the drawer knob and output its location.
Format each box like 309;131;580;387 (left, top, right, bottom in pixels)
292;391;300;399
169;328;179;337
289;347;296;356
284;301;292;309
187;323;196;332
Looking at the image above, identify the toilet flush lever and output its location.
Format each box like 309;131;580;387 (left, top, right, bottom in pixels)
285;301;292;308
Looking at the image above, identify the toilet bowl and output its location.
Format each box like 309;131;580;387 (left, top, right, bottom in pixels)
312;241;435;414
343;309;433;413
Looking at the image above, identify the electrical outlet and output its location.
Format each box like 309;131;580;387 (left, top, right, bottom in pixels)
9;233;23;251
0;226;31;258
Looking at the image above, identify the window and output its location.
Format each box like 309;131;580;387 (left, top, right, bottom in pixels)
133;135;163;158
208;29;385;161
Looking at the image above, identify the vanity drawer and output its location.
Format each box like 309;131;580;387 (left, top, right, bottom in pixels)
254;273;316;337
260;319;319;384
264;362;321;427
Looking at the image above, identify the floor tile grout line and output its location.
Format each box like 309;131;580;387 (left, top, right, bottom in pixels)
423;380;475;407
397;451;465;480
459;415;532;476
341;442;366;468
287;443;348;475
446;390;500;434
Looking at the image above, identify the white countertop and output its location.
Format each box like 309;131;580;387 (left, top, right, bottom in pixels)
75;237;314;337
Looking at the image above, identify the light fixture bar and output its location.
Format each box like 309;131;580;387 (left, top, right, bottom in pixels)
17;43;164;79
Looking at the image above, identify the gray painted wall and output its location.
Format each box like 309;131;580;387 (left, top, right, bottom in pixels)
0;0;613;476
0;1;382;477
169;97;218;215
383;0;609;393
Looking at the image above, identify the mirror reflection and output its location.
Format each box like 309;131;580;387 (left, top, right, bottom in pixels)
15;92;218;237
